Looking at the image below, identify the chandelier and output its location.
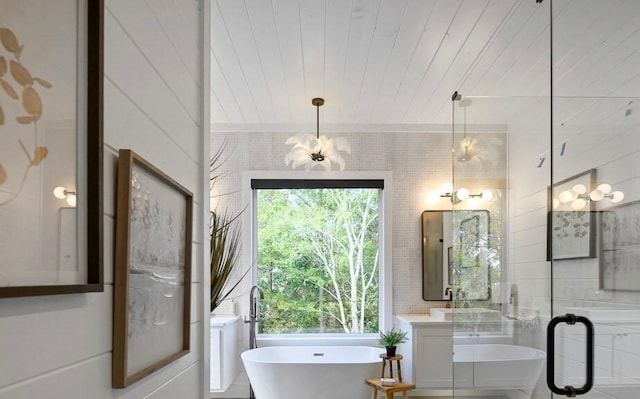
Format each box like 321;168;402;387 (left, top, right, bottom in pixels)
284;98;351;171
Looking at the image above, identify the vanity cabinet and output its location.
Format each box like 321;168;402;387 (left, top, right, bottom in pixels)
395;315;454;389
210;315;241;392
557;321;640;386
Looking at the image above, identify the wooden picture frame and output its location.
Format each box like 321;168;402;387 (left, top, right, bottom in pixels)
547;169;597;261
600;200;640;291
0;0;103;297
113;149;192;388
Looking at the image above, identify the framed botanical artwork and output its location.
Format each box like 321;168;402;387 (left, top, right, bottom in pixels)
113;149;193;388
600;200;640;291
0;0;103;297
547;169;596;261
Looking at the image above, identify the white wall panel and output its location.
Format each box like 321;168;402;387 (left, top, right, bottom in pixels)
145;363;201;399
147;0;203;89
108;0;201;124
103;80;200;193
105;10;200;159
0;0;207;398
0;288;112;388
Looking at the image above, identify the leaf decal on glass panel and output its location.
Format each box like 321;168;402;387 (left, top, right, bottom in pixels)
33;77;52;88
0;25;53;207
22;87;41;117
0;28;20;54
1;79;18;99
31;146;48;166
16;115;36;124
9;60;33;86
0;163;6;184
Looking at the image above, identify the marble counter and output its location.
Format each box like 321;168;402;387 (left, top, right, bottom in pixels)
395;313;453;326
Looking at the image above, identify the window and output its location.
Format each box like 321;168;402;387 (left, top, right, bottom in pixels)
250;177;387;335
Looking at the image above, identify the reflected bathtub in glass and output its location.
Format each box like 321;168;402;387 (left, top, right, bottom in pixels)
454;344;546;390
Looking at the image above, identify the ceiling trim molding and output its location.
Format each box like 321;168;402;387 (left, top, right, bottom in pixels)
211;123;508;134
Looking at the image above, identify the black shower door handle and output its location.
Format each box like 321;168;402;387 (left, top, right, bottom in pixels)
546;313;594;397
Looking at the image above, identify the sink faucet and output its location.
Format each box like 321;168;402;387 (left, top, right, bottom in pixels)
246;285;264;350
444;287;453;307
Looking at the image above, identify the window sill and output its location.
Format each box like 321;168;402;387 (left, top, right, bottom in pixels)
257;333;379;347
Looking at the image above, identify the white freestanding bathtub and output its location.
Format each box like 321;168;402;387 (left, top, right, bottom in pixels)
241;346;382;399
453;344;546;390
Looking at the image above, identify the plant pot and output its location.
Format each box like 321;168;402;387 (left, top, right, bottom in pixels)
385;345;397;357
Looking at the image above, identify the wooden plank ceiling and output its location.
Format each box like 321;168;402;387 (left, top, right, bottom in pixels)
211;0;640;132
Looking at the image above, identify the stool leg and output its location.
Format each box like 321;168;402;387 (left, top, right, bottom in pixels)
385;391;394;399
402;391;408;399
397;360;403;382
370;387;377;399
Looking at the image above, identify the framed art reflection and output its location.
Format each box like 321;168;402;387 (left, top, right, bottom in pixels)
600;200;640;291
547;169;596;261
0;0;103;297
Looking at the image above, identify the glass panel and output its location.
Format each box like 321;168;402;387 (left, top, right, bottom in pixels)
452;95;550;398
550;0;640;397
451;1;640;397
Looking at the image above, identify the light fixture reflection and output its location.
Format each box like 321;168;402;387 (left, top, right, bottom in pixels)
284;98;351;171
53;186;77;207
554;182;624;210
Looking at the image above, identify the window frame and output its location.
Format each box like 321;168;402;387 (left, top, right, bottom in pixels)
241;171;393;343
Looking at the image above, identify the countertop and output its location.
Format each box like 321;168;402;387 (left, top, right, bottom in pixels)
209;314;242;327
395;313;453;325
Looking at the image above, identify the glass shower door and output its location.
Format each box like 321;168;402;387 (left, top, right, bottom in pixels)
450;1;640;398
451;94;551;398
548;0;640;397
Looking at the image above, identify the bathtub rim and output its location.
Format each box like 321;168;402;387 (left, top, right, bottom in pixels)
453;343;546;363
241;345;385;365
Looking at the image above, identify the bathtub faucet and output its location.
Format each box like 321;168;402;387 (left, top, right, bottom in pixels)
246;285;264;350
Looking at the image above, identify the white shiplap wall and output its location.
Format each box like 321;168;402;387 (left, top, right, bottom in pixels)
0;1;209;398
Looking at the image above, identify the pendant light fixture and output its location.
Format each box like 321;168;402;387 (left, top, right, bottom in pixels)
284;97;351;171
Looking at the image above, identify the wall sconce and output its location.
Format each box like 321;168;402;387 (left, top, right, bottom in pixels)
53;186;77;207
553;183;624;210
439;183;493;204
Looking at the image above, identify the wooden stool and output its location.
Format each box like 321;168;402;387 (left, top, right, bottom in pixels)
380;355;404;382
365;378;416;399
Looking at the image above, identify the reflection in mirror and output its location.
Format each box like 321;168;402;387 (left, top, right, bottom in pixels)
422;210;492;301
454;210;490;301
422;211;450;300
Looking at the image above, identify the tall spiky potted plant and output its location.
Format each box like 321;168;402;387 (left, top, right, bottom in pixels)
210;140;249;313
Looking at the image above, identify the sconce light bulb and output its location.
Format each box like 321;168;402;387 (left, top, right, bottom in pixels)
571;198;587;210
456;188;470;201
611;191;625;203
481;189;493;201
572;184;586;195
66;194;77;207
597;183;612;194
589;189;604;202
442;182;453;194
558;190;575;203
53;186;68;199
552;198;560;210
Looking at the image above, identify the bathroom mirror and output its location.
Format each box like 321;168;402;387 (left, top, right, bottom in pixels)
422;210;491;301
